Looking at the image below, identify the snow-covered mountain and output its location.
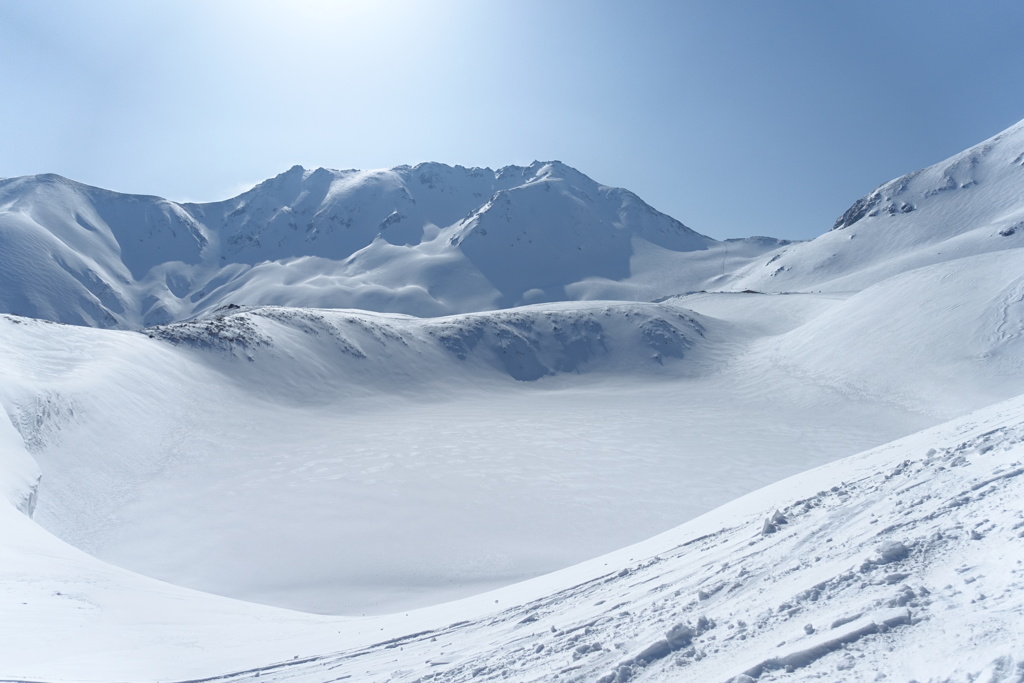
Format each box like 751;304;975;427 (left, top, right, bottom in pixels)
3;119;1024;682
0;162;782;328
729;118;1024;292
4;118;1024;331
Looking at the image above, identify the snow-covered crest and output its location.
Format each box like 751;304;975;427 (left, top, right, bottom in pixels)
729;118;1024;293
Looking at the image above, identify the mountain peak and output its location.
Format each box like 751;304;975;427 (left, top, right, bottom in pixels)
0;159;728;328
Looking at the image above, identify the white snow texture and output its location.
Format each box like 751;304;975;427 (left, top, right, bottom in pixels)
2;120;1024;682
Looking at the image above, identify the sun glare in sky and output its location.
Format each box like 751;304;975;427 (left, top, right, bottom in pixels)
2;0;1023;240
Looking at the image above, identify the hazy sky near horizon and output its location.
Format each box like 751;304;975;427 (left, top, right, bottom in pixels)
3;0;1024;240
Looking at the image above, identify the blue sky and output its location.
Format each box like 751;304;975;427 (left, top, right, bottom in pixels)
2;0;1023;240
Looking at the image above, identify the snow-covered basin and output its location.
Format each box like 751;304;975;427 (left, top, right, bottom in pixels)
40;373;931;616
0;291;951;616
3;379;1023;681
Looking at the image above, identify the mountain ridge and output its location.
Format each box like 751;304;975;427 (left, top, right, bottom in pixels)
4;117;1024;330
0;161;766;329
730;117;1024;292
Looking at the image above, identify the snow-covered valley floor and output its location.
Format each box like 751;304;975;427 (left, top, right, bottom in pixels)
6;293;945;617
161;393;1024;683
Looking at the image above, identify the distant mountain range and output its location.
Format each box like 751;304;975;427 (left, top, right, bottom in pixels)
4;119;1024;330
0;161;783;328
5;119;1024;332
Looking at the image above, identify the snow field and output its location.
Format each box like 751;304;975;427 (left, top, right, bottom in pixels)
6;389;1022;681
197;394;1024;683
4;294;936;616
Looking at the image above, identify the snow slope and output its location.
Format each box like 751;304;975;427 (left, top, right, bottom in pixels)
753;249;1024;417
230;392;1024;683
0;174;209;327
730;119;1024;292
11;228;1024;618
